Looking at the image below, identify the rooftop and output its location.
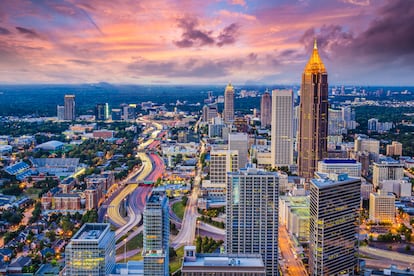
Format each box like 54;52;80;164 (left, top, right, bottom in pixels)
312;173;359;188
71;223;110;241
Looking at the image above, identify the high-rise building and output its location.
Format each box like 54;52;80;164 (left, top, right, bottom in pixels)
111;108;122;121
223;83;235;123
64;94;76;121
260;91;272;128
143;193;169;276
65;223;115;276
328;108;344;135
95;103;109;121
369;190;395;223
226;168;279;276
209;149;238;188
309;173;360;276
298;40;328;179
372;159;404;188
202;104;218;123
271;89;293;167
386;141;403;156
57;105;65;121
228;132;248;169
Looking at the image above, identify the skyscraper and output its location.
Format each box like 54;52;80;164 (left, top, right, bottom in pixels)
65;223;115;276
260;91;272;128
271;89;293;167
143;193;169;276
209;149;238;188
298;40;328;179
64;94;76;121
57;105;64;121
228;132;248;169
226;168;279;276
223;82;234;123
309;173;360;276
95;103;109;121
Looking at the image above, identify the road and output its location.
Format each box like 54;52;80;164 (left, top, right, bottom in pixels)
279;226;307;276
360;246;414;269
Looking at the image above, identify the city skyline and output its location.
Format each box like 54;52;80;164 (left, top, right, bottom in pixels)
0;0;413;85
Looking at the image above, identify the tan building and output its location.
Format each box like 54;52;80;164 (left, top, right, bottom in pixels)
260;91;272;128
369;190;395;223
223;83;234;123
208;149;238;189
84;187;98;210
386;141;403;156
54;194;81;210
372;160;404;188
64;94;75;121
298;40;328;179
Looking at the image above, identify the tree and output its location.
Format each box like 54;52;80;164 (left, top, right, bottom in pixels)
169;247;177;258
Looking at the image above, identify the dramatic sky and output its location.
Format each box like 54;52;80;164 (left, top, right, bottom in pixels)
0;0;413;85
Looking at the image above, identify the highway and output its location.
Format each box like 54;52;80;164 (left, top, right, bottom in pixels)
360;246;414;269
279;226;308;276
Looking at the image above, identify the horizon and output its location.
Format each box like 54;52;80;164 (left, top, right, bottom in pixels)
1;0;414;86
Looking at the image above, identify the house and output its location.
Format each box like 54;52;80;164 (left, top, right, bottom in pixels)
7;256;32;274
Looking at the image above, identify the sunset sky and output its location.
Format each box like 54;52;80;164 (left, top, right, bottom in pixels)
0;0;413;85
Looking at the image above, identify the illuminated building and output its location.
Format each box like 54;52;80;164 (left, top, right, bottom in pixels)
298;40;328;179
271;89;293;167
65;223;115;276
309;173;360;276
260;91;272;128
64;94;76;121
143;193;169;276
369;190;395;223
95;103;109;121
226;168;279;276
317;159;361;177
224;83;235;123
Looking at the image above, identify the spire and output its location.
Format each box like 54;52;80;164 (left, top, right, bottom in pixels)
304;39;326;74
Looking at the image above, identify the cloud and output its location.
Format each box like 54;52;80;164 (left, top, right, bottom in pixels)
340;0;370;6
0;27;11;35
174;16;240;48
229;0;247;7
15;26;42;39
217;23;240;47
174;16;215;48
128;57;244;78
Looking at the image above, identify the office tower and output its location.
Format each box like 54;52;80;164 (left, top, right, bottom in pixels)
342;106;356;130
298;40;328;179
317;159;361;177
354;136;380;154
328;108;344;135
293;105;300;139
95;103;109;121
223;82;235;123
209;149;238;188
111;108;122;121
143;193;169;276
372;158;404;188
64;94;76;121
226;168;279;276
202;104;218;123
122;104;137;121
65;223;115;276
271;89;293;167
57;105;64;121
228;132;248;169
260;91;272;128
369;190;395;223
386;141;403;156
309;173;360;276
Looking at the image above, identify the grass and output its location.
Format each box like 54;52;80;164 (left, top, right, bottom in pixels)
127;254;143;262
172;201;185;220
24;188;43;199
169;246;184;273
116;233;143;255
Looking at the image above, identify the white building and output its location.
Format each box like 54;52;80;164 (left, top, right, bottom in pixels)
372;159;404;188
228;133;249;169
207;149;238;189
271;89;293;167
369;190;395;224
317;159;361;177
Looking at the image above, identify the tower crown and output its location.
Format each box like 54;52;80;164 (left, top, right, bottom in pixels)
304;39;326;74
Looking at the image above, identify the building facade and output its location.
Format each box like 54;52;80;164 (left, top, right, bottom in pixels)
65;223;115;276
372;160;404;188
369;190;395;223
226;168;279;276
143;193;169;276
228;132;249;170
209;149;238;188
224;83;235;123
260;91;272;128
309;173;360;276
271;89;293;167
317;159;361;177
64;95;76;121
95;103;109;121
298;41;328;179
